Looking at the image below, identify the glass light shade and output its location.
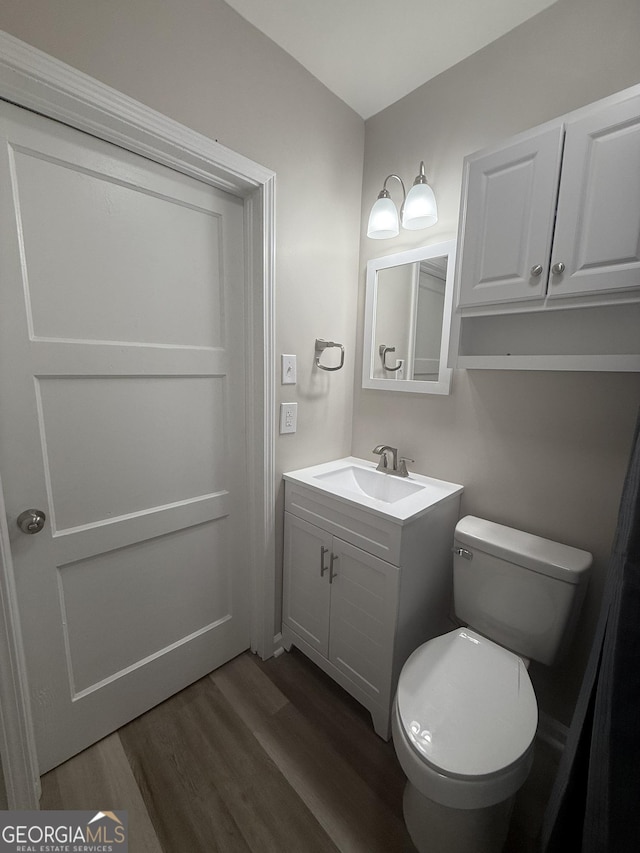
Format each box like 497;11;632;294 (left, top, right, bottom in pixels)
367;196;400;239
402;182;438;229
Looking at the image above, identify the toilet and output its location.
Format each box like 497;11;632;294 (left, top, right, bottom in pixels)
392;515;591;853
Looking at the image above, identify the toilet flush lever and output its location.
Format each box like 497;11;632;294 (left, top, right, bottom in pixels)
453;547;473;560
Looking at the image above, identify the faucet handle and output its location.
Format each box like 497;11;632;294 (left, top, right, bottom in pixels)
398;457;414;477
372;444;393;471
373;450;388;471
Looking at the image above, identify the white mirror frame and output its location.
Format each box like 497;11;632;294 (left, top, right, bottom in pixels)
362;240;456;395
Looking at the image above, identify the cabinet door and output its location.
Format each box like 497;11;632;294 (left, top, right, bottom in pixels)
328;539;399;704
549;93;640;300
283;513;331;656
457;124;564;307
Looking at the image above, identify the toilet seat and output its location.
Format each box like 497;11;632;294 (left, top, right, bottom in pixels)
393;628;537;809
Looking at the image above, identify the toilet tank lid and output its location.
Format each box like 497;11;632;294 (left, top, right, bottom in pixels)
455;516;592;583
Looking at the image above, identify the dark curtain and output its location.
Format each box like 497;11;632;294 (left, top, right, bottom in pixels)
541;406;640;852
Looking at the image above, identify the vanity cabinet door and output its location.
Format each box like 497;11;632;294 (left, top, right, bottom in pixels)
283;513;332;657
548;92;640;301
457;124;564;308
328;539;399;704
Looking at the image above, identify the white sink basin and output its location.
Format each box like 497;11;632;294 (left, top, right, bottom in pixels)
314;464;423;504
283;456;463;523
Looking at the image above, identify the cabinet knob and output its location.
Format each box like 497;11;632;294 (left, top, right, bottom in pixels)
530;264;543;277
551;261;566;275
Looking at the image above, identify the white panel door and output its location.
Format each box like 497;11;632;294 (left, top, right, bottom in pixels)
457;125;564;307
549;92;640;299
328;540;398;706
282;513;331;656
0;101;250;772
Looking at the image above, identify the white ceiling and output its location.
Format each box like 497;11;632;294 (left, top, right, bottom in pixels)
225;0;558;119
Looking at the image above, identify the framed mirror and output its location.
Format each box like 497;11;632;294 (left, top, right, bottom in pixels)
362;240;456;395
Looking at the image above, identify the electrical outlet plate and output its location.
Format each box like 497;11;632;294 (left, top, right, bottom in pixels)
279;402;297;434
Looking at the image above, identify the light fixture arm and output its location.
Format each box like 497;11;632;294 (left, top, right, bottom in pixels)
412;161;428;186
378;174;406;210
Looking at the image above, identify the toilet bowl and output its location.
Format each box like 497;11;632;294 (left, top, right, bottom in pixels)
392;516;592;853
392;628;536;811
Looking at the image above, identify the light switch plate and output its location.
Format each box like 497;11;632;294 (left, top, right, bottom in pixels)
279;402;297;434
281;354;297;384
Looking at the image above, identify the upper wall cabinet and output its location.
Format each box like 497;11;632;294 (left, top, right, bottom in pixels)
457;124;564;308
452;84;640;371
552;96;640;300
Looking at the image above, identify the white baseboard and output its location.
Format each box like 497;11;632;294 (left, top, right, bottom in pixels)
272;632;285;657
536;711;569;753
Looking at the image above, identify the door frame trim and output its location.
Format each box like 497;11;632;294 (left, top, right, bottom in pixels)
0;29;276;807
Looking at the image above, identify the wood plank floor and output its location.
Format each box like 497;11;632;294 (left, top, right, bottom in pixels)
40;647;557;852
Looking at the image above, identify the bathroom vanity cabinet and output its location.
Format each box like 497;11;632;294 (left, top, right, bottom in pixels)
451;83;640;371
282;466;462;740
283;512;398;732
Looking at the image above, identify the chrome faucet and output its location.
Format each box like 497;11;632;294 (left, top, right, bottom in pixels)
372;445;414;477
373;444;398;472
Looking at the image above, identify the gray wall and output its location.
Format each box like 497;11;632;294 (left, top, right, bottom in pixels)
0;0;365;632
355;0;640;724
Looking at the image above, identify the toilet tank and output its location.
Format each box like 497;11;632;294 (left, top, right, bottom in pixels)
453;516;591;665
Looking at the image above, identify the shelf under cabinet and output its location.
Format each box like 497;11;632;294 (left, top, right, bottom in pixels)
454;301;640;371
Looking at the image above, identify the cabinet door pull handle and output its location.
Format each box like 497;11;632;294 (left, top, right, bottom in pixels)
530;264;543;277
551;261;566;275
320;545;329;577
329;553;338;584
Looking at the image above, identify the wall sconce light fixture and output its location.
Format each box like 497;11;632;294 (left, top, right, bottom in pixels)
367;161;438;239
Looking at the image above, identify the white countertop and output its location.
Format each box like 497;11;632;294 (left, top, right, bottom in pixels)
283;456;463;523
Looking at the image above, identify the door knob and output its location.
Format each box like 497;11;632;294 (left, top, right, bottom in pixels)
530;264;543;277
551;261;566;275
17;509;46;534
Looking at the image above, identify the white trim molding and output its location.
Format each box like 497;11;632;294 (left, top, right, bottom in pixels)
0;477;39;809
0;30;276;807
537;710;569;754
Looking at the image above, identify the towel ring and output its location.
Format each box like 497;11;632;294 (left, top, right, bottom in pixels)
315;339;345;371
379;344;402;372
